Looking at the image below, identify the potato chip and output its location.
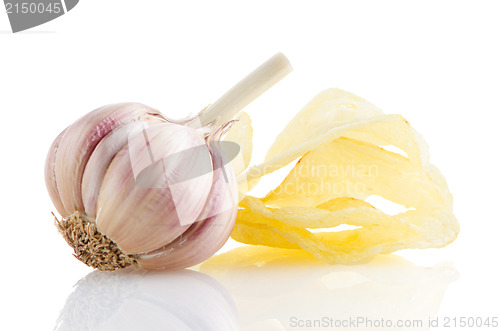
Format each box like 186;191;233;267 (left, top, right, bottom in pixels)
264;88;384;161
233;196;457;264
262;137;443;208
231;89;458;264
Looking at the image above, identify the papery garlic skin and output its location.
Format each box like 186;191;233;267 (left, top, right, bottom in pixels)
138;143;238;269
45;127;69;217
46;103;238;270
82;120;164;218
95;123;215;254
49;103;163;217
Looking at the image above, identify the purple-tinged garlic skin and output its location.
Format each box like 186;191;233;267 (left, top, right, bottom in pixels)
95;122;214;254
53;103;163;216
45;127;69;217
81;122;143;219
138;144;238;269
45;103;238;270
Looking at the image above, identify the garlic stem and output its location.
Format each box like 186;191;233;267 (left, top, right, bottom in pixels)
190;53;293;129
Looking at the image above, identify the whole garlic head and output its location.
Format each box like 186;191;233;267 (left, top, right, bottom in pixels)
45;53;292;271
46;103;238;270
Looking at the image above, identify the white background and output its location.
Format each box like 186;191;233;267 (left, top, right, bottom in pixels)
1;1;499;330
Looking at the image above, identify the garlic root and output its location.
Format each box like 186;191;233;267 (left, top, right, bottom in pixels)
54;212;138;271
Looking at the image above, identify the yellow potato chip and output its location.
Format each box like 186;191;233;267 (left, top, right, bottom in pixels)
262;137;443;208
233;196;457;264
231;88;458;264
264;88;384;160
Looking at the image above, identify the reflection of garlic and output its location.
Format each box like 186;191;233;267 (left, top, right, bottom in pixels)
45;53;292;270
55;269;238;331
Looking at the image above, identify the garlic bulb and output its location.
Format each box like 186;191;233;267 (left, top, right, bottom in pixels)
45;53;293;271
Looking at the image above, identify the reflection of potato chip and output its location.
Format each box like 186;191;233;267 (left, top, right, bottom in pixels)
199;247;457;331
231;89;458;264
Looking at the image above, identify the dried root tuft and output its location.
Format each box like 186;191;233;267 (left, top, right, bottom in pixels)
54;212;138;271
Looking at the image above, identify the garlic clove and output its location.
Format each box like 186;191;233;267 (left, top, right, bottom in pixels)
54;103;163;216
138;145;238;269
81;119;164;219
44;127;69;217
138;208;236;270
96;123;214;254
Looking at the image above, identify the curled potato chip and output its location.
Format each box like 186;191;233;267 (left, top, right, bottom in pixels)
231;89;458;264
